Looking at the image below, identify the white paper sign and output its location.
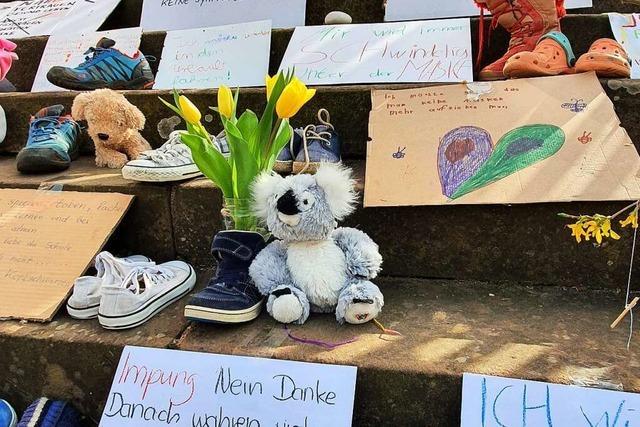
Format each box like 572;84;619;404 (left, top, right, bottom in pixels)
32;27;142;92
385;0;592;21
609;13;640;79
280;19;473;85
461;373;640;427
154;20;271;89
100;346;357;427
140;0;305;31
52;0;123;35
0;0;77;38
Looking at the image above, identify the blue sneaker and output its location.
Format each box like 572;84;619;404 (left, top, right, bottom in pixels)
292;108;341;174
273;128;304;173
16;105;80;174
17;398;82;427
46;38;154;91
0;399;17;427
184;231;266;323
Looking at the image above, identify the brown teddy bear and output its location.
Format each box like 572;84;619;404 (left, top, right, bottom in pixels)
71;89;151;168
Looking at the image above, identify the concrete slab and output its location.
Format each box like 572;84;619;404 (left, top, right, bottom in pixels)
178;277;640;426
0;156;176;261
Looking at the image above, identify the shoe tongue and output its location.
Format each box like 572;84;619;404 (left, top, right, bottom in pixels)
96;37;116;49
34;104;64;119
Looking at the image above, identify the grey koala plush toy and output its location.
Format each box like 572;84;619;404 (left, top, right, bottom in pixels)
249;163;384;325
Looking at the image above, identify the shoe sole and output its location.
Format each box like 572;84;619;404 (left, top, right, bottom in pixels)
16;148;71;174
98;266;196;330
292;161;321;174
46;72;154;91
66;303;99;319
122;163;203;182
184;300;263;324
273;160;293;174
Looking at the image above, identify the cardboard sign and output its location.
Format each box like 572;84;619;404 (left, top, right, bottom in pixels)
32;27;143;92
365;73;640;207
384;0;592;21
154;21;271;89
0;0;77;38
461;373;640;426
609;13;640;79
100;346;357;426
279;19;473;85
0;189;133;321
140;0;305;31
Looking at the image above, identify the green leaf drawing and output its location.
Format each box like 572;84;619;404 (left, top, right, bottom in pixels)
451;124;565;199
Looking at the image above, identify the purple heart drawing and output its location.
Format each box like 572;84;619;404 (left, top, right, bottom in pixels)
438;126;493;198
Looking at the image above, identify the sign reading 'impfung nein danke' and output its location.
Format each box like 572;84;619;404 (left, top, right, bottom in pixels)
100;346;358;427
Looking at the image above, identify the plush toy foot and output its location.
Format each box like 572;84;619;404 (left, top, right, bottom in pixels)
267;286;309;324
343;298;381;324
336;280;384;325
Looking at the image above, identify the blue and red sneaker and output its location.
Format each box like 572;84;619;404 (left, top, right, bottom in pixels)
46;38;154;90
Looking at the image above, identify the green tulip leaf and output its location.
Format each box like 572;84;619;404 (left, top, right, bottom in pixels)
224;121;259;199
159;96;184;119
237;110;259;153
180;133;233;198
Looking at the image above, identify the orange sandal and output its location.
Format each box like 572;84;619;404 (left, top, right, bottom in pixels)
575;38;631;78
503;31;576;79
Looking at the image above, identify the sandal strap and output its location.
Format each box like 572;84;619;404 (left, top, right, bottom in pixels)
540;31;577;66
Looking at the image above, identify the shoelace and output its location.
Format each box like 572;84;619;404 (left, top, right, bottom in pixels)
121;265;175;295
80;47;109;67
139;132;193;166
29;118;72;149
296;108;335;174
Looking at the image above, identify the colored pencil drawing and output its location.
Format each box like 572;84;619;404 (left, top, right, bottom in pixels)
438;124;566;200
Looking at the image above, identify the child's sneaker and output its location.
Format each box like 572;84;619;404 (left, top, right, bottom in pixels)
16;105;80;174
0;399;16;427
98;261;196;330
46;38;155;91
17;398;82;427
184;230;266;323
273;128;303;174
66;251;153;319
292;109;341;174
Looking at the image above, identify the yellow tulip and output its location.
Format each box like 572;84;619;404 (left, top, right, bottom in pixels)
265;74;278;101
179;95;201;124
276;77;316;119
218;85;234;119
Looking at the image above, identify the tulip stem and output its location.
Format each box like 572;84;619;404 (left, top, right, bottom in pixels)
265;118;282;164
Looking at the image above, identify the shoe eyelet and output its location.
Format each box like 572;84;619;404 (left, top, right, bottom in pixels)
533;60;539;65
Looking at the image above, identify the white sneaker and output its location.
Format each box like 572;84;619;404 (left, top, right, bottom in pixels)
98;261;196;330
66;252;153;319
121;131;204;182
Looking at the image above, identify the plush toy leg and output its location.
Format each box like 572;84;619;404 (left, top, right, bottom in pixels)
336;280;384;325
267;285;310;325
95;145;128;168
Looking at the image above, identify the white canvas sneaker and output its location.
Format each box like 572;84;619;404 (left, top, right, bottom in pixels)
66;252;153;319
98;261;196;330
122;131;204;182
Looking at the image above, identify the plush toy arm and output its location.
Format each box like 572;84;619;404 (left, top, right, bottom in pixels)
332;227;382;280
249;240;293;295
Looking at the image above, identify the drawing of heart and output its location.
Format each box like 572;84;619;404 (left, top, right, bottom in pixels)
438;124;566;200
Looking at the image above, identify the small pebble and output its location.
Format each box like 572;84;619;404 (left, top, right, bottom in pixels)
325;11;352;25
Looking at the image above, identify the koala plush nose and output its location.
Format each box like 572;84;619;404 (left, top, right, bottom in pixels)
97;133;109;141
277;190;300;215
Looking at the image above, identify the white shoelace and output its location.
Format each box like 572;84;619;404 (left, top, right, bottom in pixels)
121;265;176;295
297;109;335;174
138;131;194;166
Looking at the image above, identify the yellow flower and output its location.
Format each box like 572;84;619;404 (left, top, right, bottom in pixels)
265;74;278;101
217;85;234;119
276;77;316;119
178;95;201;124
567;223;587;243
620;211;638;229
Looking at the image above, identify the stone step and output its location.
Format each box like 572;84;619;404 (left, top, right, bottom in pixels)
98;0;640;31
0;275;636;426
1;76;639;160
0;155;638;288
6;14;618;94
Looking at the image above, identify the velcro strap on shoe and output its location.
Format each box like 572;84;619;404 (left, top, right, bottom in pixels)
540;31;577;66
211;235;254;261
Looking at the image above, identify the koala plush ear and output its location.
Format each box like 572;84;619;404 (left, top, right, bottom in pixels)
252;171;284;220
123;101;146;130
71;92;92;121
315;163;357;220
